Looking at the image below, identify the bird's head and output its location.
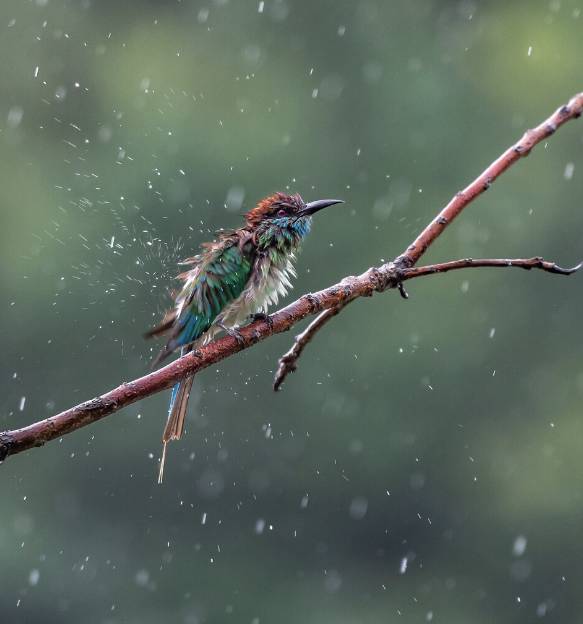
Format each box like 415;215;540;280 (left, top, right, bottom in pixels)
244;192;343;230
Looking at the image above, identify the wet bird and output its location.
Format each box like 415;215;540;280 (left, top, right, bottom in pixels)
144;192;343;482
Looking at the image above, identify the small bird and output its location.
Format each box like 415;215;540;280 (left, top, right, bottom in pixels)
144;192;343;482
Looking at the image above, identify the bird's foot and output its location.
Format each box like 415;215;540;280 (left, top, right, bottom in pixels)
217;320;245;344
249;312;274;328
193;349;204;358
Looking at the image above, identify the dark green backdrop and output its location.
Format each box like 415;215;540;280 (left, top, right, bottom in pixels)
2;1;583;622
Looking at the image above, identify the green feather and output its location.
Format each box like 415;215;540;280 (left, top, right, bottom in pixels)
176;242;252;345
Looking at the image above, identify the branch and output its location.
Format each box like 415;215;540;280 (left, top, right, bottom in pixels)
270;257;583;389
403;257;583;280
0;267;397;461
276;92;583;378
1;93;582;463
397;92;583;268
273;304;346;392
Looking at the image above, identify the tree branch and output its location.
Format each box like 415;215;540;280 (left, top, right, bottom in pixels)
270;257;583;390
396;92;583;268
276;92;583;381
1;93;582;464
273;305;346;392
403;257;583;280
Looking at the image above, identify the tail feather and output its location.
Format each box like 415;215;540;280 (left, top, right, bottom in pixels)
158;372;195;483
163;375;195;442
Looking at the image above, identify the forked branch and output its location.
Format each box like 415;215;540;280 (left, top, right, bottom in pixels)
272;257;583;390
275;92;583;385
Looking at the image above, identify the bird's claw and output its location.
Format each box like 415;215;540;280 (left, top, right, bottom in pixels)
229;329;245;344
250;312;274;328
217;320;245;344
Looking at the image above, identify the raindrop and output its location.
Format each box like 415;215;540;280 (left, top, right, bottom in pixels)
270;1;289;21
513;535;527;556
135;569;149;586
510;559;532;582
225;186;245;212
242;44;262;67
324;569;342;592
349;496;368;520
198;469;225;498
564;162;574;180
410;473;425;490
319;74;344;101
372;196;393;220
362;61;383;83
29;569;40;586
98;126;112;143
7;107;23;128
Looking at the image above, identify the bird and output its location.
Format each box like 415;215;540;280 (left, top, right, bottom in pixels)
144;192;344;482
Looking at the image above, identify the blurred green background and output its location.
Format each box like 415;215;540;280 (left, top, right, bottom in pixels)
1;0;583;622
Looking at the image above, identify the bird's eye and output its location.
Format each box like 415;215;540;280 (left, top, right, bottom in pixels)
277;209;286;217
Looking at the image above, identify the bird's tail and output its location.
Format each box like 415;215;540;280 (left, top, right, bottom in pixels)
158;349;195;483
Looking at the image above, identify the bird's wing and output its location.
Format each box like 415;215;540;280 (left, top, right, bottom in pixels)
167;243;253;354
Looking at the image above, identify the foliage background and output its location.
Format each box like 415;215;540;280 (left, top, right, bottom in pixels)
1;0;583;622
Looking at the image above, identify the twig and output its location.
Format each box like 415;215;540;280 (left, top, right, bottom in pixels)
273;305;346;392
403;257;583;279
1;93;582;464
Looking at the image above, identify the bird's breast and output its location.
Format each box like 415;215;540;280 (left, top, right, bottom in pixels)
216;254;296;329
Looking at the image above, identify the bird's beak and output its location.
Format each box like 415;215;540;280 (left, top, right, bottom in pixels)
299;198;344;217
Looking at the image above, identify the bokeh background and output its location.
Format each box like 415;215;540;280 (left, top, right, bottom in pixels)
1;0;583;622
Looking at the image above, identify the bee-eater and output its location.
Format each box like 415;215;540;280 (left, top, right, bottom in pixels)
144;192;344;482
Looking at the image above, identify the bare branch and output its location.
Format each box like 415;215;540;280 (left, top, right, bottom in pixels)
403;257;583;279
274;93;583;378
1;93;582;464
273;305;346;392
396;92;583;268
269;258;583;391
